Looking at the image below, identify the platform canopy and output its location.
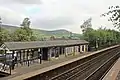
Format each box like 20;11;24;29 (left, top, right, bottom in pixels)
1;40;89;51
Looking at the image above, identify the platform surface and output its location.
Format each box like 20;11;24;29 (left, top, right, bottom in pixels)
1;45;119;80
1;52;89;80
103;58;120;80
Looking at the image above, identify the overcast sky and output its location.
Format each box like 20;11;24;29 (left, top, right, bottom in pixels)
0;0;119;33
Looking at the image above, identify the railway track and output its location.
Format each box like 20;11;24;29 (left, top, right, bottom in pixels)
22;45;120;80
49;47;120;80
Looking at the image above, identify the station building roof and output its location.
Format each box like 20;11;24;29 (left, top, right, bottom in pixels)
1;40;89;51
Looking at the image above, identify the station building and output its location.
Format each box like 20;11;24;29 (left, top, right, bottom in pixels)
0;40;89;66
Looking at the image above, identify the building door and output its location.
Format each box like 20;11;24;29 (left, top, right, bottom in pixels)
82;45;84;52
42;48;48;60
78;46;80;52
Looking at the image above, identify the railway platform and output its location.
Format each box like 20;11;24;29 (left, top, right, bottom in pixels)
1;45;119;80
103;58;120;80
0;52;89;80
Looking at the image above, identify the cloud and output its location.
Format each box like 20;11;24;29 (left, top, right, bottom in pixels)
0;0;120;33
33;16;74;29
0;7;26;25
24;6;41;15
0;0;41;4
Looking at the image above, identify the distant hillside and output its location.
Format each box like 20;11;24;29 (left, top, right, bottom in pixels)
1;24;81;40
1;24;19;32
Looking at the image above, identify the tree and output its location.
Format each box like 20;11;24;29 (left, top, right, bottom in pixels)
101;6;120;29
80;18;98;49
68;32;72;39
0;28;11;44
21;18;32;36
80;18;93;42
0;17;2;31
12;18;37;41
50;36;55;40
0;18;11;44
80;18;92;33
21;18;31;28
80;17;120;50
62;36;65;39
30;35;37;41
12;28;30;41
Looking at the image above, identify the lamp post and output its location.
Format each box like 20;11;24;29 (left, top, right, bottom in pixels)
38;48;41;64
97;38;100;49
96;38;99;50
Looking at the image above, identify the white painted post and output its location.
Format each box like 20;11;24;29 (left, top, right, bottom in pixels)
86;45;88;52
84;45;86;52
80;45;82;52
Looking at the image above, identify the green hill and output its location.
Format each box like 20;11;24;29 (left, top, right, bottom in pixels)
1;24;81;40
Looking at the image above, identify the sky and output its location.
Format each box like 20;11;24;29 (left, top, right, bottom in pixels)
0;0;119;33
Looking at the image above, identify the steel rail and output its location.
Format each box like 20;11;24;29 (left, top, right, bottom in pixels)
50;47;119;80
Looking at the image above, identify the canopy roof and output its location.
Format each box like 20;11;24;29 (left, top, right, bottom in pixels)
2;40;88;50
